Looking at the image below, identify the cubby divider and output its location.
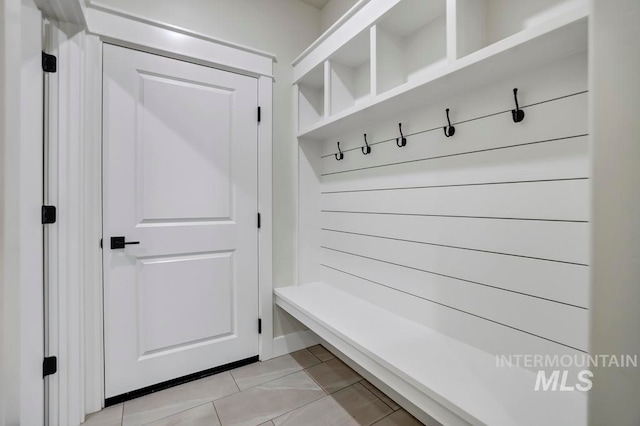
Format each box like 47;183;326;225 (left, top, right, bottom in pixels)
374;0;447;94
294;0;588;139
328;31;372;115
297;64;325;132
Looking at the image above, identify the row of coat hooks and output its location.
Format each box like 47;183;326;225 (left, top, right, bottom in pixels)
335;88;525;161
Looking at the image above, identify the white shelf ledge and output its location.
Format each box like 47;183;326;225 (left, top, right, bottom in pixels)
275;282;586;426
292;0;372;67
297;6;587;140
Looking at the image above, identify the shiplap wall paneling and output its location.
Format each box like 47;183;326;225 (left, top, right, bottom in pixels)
319;264;587;384
321;229;588;308
322;179;589;222
321;210;589;264
319;53;587;157
317;51;589;371
320;92;587;177
297;138;324;285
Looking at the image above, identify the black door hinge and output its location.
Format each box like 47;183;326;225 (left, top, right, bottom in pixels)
43;356;57;378
257;212;261;229
42;52;57;73
257;106;261;123
258;318;262;334
42;205;56;224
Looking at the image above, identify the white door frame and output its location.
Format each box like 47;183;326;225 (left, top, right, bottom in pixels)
44;6;274;423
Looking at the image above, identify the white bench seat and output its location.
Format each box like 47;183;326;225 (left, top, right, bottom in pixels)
275;282;586;426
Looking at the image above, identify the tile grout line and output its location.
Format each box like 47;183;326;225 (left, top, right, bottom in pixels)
212;353;323;405
139;401;214;426
356;380;397;421
305;357;364;396
273;356;390;422
264;369;329;425
224;349;318;393
358;379;398;412
254;355;362;425
302;363;330;394
119;348;402;426
304;348;323;366
210;401;223;426
265;374;362;425
216;362;326;426
308;345;337;363
228;368;239;390
371;410;396;426
228;368;242;393
93;350;329;426
121;374;240;425
266;392;327;425
267;380;394;426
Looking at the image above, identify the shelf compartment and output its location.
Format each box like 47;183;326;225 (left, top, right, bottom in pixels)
297;6;587;140
453;0;587;59
297;63;326;132
328;31;372;115
374;0;447;94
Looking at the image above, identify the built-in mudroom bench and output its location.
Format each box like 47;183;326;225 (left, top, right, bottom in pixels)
278;0;590;424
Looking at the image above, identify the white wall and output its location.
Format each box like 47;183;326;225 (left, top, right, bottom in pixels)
2;0;45;423
0;0;23;424
93;0;322;337
589;0;640;424
320;0;359;32
19;1;44;424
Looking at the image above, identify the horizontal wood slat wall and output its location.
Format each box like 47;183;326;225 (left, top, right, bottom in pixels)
317;52;589;363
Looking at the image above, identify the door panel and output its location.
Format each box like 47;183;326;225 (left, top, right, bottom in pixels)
137;72;233;221
103;44;259;398
137;252;234;356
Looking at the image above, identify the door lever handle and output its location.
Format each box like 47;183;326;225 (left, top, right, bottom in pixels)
110;236;140;250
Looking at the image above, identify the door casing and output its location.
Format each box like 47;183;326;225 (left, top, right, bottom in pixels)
43;16;274;423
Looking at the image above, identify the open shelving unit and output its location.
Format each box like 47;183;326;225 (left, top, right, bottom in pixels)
287;0;590;424
293;0;588;140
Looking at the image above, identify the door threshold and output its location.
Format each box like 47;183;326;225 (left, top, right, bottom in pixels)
105;355;259;407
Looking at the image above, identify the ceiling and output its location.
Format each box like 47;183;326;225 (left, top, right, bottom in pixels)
297;0;330;9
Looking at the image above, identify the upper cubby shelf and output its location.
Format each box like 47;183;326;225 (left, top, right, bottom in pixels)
375;0;447;95
294;0;588;139
298;64;325;131
329;31;372;115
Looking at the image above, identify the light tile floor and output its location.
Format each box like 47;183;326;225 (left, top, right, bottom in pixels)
82;346;427;426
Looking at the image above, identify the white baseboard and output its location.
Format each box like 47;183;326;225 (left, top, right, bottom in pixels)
271;330;319;358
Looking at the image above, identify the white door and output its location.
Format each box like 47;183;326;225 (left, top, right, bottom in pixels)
103;44;259;398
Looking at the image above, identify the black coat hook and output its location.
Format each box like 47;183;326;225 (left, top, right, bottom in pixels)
335;141;344;161
396;123;407;147
443;108;455;137
511;88;525;123
362;133;371;155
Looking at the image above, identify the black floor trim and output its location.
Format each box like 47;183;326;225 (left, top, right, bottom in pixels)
105;355;259;407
